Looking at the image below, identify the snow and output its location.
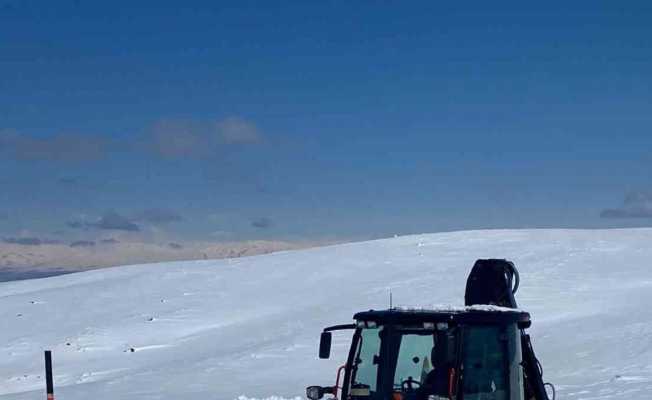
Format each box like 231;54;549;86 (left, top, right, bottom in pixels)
392;304;525;313
1;228;652;399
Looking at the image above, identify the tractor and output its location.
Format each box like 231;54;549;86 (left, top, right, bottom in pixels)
307;259;554;400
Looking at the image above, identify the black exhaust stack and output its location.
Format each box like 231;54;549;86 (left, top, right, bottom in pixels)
465;259;519;308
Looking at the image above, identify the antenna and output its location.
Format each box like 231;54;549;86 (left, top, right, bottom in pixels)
389;289;393;309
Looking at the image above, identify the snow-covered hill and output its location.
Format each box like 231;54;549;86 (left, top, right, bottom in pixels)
1;229;652;400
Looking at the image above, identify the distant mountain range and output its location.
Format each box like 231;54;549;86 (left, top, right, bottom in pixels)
0;240;318;272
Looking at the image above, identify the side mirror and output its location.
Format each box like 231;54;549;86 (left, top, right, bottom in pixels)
319;331;332;359
306;385;334;400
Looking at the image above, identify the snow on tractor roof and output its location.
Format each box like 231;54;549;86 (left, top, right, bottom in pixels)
353;305;531;326
393;304;526;313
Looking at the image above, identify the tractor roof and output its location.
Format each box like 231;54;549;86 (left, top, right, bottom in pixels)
353;305;531;327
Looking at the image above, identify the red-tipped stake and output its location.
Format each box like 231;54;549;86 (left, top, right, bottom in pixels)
44;350;54;400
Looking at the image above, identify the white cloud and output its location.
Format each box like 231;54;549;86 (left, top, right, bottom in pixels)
216;117;263;144
145;116;263;158
0;130;108;162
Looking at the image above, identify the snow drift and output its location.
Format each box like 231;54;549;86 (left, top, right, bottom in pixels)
1;229;652;399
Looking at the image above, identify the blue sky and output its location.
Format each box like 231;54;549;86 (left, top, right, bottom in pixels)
1;1;652;243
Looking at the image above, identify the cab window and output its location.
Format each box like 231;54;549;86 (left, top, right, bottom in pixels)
462;326;508;400
351;327;382;396
393;333;434;388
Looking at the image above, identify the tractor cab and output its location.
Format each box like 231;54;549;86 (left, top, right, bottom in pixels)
310;307;530;400
307;259;554;400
